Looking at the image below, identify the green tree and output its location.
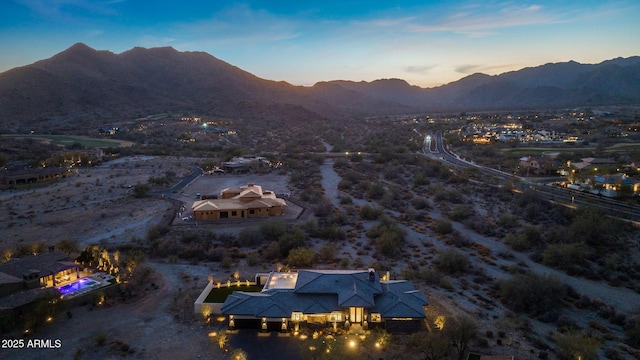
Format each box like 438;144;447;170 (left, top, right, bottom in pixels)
542;243;587;270
432;219;453;235
434;250;471;275
132;183;149;198
0;153;8;167
287;247;316;268
446;314;478;360
500;273;567;317
278;229;306;257
359;204;382;220
567;207;619;247
625;314;640;348
260;219;287;241
554;331;601;360
407;331;450;360
55;238;79;255
318;243;338;263
367;216;407;258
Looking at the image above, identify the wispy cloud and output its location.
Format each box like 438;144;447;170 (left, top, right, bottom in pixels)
174;4;302;45
454;63;515;74
139;35;176;48
409;3;552;35
404;65;437;74
15;0;122;19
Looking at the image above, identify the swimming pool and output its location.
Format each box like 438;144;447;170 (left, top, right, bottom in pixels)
56;277;98;295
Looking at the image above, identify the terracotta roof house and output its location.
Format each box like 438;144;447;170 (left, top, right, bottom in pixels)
220;269;428;333
192;183;286;221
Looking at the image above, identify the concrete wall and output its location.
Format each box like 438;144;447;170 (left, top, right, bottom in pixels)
193;281;224;317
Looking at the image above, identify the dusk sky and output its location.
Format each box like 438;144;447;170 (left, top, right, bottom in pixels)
1;0;638;87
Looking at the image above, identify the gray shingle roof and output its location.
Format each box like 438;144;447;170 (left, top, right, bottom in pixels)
0;251;77;279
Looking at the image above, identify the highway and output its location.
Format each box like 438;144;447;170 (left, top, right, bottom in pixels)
423;131;640;223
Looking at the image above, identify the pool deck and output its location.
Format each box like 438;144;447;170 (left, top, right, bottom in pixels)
57;272;116;299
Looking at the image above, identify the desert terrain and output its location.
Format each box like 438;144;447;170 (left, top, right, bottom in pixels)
1;154;639;360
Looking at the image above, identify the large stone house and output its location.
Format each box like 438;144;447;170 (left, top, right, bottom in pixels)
220;269;428;333
0;167;69;189
0;251;80;327
192;183;286;221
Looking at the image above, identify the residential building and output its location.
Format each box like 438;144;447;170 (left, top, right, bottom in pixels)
0;167;69;189
192;183;286;220
221;155;270;173
519;156;559;176
590;173;640;197
0;251;80;293
220;269;427;333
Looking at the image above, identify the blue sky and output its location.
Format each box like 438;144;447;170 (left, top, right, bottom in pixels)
0;1;638;87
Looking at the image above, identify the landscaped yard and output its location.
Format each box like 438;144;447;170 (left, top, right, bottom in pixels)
204;285;263;303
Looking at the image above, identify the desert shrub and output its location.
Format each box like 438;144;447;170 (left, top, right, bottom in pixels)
278;229;306;257
463;216;497;237
497;213;518;229
56;238;80;255
553;331;601;360
238;227;263;246
259;219;287;241
366;183;386;200
625;315;640;347
287;247;316;268
359;204;382;220
521;225;541;243
179;232;201;244
315;225;346;241
412;173;430;186
333;158;349;169
314;197;334;217
337;178;352;190
245;252;260;266
299;219;319;234
432;218;453;235
367;216;407;258
410;196;430;210
220;257;233;268
448;205;474;221
566;207;621;247
263;241;281;260
499;273;567;317
318;243;338;263
504;233;532;251
434;250;471;274
339;195;352;205
327;211;348;226
446;231;471;248
542;243;587;270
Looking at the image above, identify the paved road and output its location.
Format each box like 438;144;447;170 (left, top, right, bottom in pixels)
424;131;640;222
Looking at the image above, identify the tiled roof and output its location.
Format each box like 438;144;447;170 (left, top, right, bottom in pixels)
193;184;286;213
294;270;382;307
221;270;427;320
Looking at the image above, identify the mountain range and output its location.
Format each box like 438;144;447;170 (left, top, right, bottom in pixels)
0;43;639;131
